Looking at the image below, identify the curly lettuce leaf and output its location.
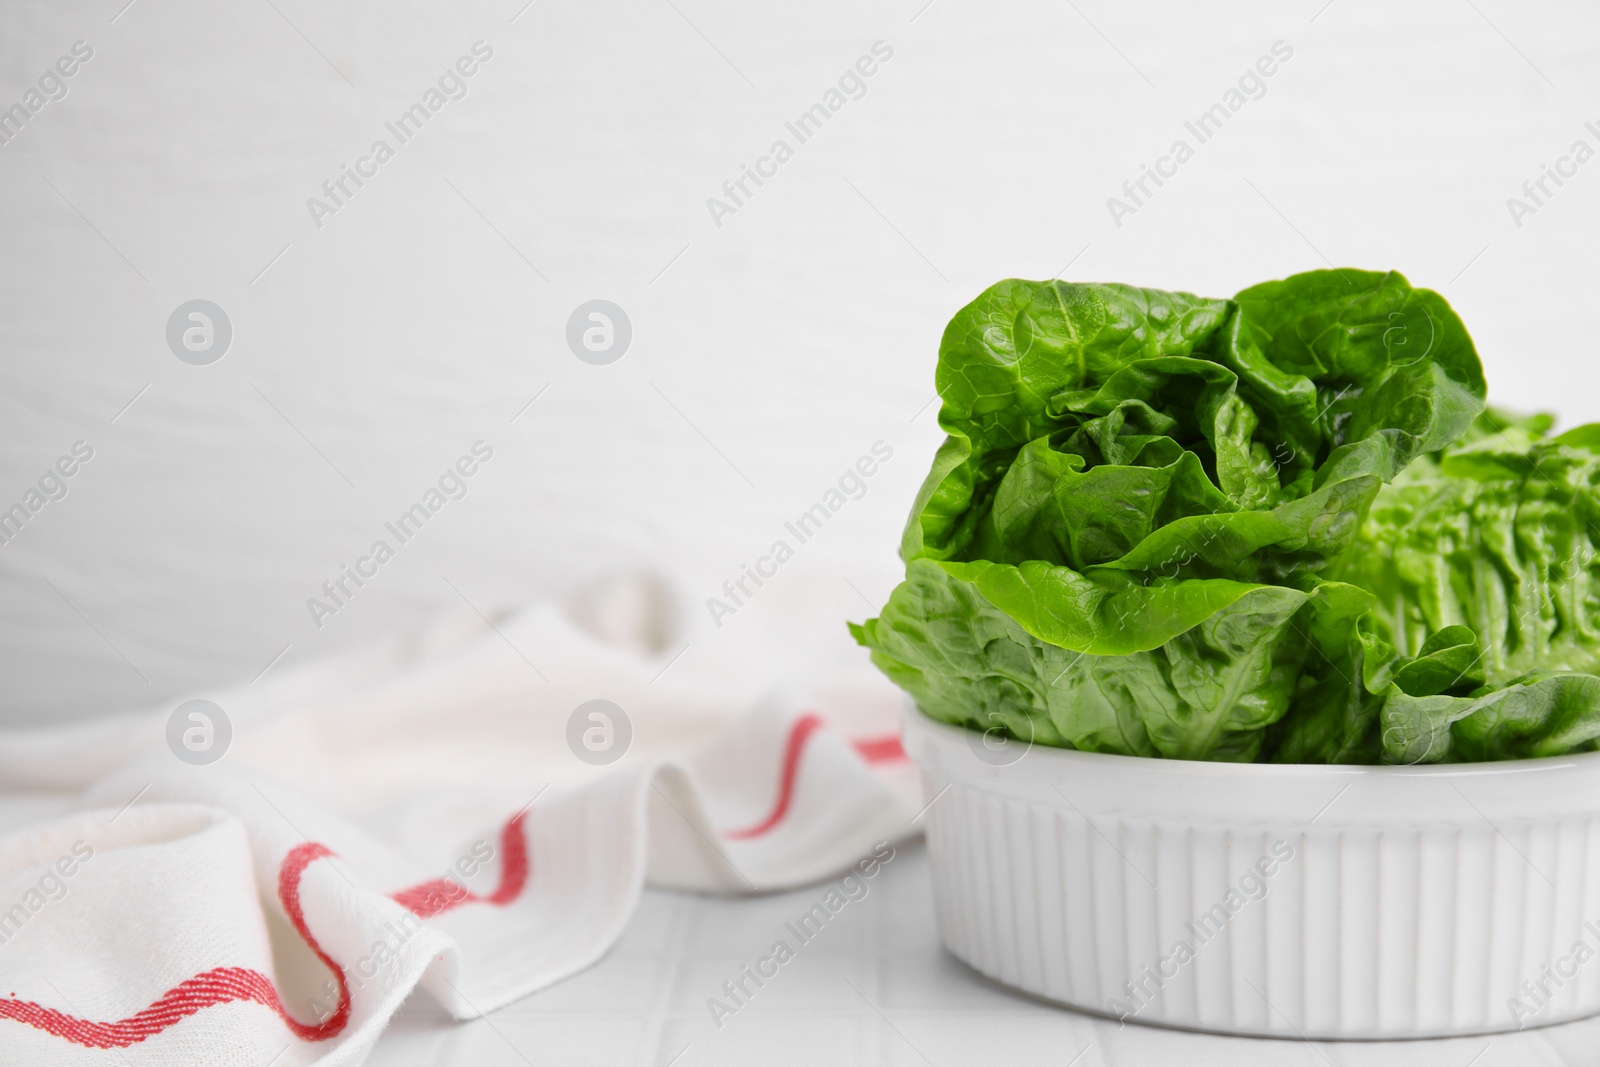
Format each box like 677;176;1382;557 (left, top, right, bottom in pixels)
903;271;1486;576
1260;580;1388;764
903;281;1232;563
1340;422;1600;685
1380;671;1600;764
1319;416;1600;762
852;558;1322;761
1232;268;1485;490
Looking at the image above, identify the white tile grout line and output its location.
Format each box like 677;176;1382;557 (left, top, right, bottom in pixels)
639;891;696;1067
868;859;890;1064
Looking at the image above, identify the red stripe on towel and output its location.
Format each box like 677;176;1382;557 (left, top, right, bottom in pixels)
723;715;908;840
0;809;533;1048
723;713;826;840
391;810;531;918
851;734;906;763
0;842;350;1048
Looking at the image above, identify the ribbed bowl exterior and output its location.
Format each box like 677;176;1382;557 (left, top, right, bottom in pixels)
904;706;1600;1038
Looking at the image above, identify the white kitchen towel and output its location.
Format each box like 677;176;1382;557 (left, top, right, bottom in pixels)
0;579;918;1065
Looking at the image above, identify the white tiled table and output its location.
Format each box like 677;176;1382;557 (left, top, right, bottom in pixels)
369;842;1600;1066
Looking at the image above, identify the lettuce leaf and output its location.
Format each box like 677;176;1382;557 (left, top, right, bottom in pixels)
850;558;1327;761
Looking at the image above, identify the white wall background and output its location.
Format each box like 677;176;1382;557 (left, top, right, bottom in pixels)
1;0;1595;726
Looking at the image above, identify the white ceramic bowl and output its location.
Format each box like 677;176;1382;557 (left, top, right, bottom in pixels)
901;703;1600;1039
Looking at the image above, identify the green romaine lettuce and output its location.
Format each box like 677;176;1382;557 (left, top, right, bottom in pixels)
854;269;1600;763
1310;415;1600;762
